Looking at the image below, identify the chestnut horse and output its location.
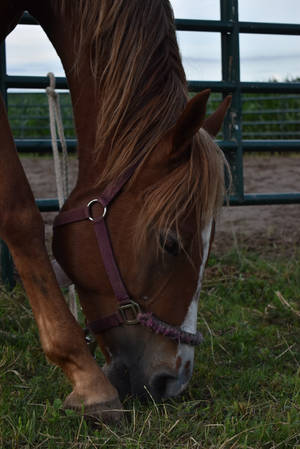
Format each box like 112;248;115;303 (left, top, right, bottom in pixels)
0;0;231;422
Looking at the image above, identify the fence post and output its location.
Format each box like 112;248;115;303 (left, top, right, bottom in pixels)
220;0;244;201
0;41;16;289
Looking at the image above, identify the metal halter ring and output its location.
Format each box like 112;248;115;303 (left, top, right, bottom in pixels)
87;199;107;221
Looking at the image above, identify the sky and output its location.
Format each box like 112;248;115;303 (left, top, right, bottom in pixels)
4;0;300;86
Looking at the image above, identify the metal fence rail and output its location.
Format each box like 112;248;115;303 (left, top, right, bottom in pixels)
1;0;300;287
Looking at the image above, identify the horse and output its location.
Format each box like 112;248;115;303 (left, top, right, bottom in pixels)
0;0;231;423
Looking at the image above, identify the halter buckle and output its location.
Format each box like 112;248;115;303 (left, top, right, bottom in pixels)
119;300;141;325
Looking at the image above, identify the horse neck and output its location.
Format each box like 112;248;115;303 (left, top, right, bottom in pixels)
29;1;188;203
28;2;107;192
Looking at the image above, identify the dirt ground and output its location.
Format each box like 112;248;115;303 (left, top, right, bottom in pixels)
20;154;300;257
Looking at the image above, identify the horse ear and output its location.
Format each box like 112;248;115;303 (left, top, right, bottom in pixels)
203;95;232;137
172;89;211;151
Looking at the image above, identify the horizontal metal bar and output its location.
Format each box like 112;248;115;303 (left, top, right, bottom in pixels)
188;81;300;94
6;76;300;94
242;140;300;152
12;127;73;132
18;131;300;140
9;104;71;109
35;194;300;211
36;199;59;212
20;13;300;36
175;19;232;33
242;94;300;101
239;21;300;35
15;139;300;154
12;128;73;133
230;193;300;205
243;133;300;138
188;81;235;92
8;116;72;120
243;109;300;115
6;75;68;90
176;19;300;36
10;109;300;120
243;120;300;126
219;140;300;152
241;82;300;94
16;139;77;153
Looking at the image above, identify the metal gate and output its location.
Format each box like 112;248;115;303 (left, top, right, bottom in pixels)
1;0;300;287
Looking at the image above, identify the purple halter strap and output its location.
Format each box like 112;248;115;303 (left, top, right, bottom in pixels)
53;166;203;346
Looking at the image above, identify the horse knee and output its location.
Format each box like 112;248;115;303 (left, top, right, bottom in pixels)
0;203;44;249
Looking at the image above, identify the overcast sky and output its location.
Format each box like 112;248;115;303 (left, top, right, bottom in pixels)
5;0;300;85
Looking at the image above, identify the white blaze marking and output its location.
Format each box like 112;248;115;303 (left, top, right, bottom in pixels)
181;219;213;334
168;219;213;396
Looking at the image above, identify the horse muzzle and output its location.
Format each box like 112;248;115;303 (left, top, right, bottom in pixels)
101;326;195;401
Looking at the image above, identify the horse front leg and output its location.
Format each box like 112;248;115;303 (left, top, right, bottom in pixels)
0;95;122;422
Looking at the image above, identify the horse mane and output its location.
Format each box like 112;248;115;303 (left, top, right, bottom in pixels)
55;0;226;253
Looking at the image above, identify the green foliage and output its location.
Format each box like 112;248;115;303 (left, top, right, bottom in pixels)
8;88;300;143
1;248;299;448
8;93;75;140
241;93;300;140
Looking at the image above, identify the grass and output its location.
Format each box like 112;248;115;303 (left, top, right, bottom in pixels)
0;246;300;448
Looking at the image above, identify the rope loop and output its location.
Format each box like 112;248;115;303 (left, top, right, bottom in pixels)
46;72;77;320
47;71;56;90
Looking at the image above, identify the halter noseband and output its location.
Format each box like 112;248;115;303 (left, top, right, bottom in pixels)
53;165;203;346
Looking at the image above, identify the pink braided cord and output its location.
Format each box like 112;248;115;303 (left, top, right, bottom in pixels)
137;312;203;346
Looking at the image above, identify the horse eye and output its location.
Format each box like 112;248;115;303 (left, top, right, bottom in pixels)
160;234;180;256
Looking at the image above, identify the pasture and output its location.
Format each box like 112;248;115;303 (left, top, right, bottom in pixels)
1;235;300;448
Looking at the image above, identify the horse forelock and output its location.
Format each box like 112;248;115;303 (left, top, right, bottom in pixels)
135;129;226;256
54;0;226;255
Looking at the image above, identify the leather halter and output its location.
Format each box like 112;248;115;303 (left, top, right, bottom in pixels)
53;165;203;346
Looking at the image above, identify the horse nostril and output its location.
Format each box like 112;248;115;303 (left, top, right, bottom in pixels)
150;372;177;400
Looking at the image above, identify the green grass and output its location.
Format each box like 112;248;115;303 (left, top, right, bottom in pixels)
0;247;300;448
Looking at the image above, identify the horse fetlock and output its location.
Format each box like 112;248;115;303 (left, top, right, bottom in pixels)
41;333;87;370
63;387;123;423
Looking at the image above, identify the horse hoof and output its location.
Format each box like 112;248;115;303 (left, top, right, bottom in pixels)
63;393;124;424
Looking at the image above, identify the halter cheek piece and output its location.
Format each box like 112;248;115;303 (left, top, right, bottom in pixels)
53;166;203;346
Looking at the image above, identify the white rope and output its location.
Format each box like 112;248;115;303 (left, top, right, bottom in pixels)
46;73;69;207
46;72;78;320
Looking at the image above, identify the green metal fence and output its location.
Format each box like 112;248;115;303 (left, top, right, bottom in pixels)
1;0;300;287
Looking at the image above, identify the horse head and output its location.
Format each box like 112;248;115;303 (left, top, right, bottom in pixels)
52;90;231;401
